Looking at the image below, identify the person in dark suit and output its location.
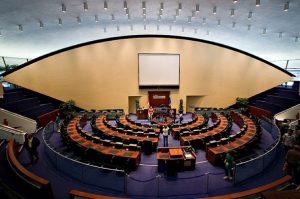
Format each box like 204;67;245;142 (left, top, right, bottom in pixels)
24;133;40;164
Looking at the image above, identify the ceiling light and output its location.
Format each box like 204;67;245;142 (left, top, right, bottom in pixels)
182;26;184;32
295;36;298;42
84;2;88;11
213;6;217;14
176;9;179;16
256;0;260;7
117;26;120;31
158;15;161;21
95;15;99;22
233;0;238;3
232;22;236;28
39;21;44;28
0;31;2;37
173;15;176;23
188;16;191;23
104;1;108;10
279;32;283;38
144;24;146;30
18;24;23;31
248;12;252;20
192;10;195;17
142;1;146;10
112;14;115;21
262;28;266;34
128;14;131;20
284;1;289;11
58;18;62;25
126;8;129;15
231;9;235;17
157;25;159;31
217;19;221;26
143;9;146;15
178;3;182;11
76;16;81;24
247;24;251;30
124;1;128;10
62;3;66;12
196;4;200;12
202;17;206;25
160;2;164;10
143;15;146;21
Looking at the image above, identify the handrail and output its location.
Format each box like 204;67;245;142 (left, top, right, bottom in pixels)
0;108;36;123
69;190;128;199
200;175;291;199
6;139;53;198
0;124;26;134
274;104;300;121
42;121;125;172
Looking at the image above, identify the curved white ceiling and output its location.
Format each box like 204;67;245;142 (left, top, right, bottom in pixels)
0;0;299;61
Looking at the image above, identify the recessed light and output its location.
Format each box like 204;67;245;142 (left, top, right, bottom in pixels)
58;18;62;25
84;2;88;11
104;1;108;10
77;16;81;24
284;1;289;11
248;12;252;20
62;3;66;12
178;3;182;11
213;6;217;15
231;9;235;17
256;0;260;7
95;15;99;22
196;4;200;12
124;1;128;10
160;2;164;10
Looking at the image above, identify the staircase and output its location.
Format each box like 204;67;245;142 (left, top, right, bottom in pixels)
0;87;61;120
249;82;300;115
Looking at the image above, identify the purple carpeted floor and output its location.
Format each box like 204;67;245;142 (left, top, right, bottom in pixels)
9;114;286;199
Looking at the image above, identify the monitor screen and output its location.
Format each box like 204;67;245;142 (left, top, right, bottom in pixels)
138;53;180;88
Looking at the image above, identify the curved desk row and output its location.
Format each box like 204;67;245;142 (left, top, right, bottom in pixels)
120;115;160;133
67;117;141;171
206;112;258;165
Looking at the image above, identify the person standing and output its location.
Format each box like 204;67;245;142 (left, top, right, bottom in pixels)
285;145;300;184
282;129;296;154
55;113;61;133
179;113;183;124
163;126;169;147
223;151;235;181
148;106;154;122
24;133;40;164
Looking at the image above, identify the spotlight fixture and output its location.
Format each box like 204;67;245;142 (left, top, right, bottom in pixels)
144;24;146;30
233;0;238;3
104;27;106;32
247;24;251;30
95;15;99;22
217;19;221;26
158;15;161;21
176;9;179;16
104;1;108;10
62;3;66;12
284;1;289;11
248;11;252;20
202;17;206;25
262;28;266;34
142;1;146;10
84;2;88;11
39;21;44;28
231;9;235;17
295;36;298;42
160;2;164;10
157;25;159;31
126;8;129;15
58;18;62;25
143;9;146;15
206;30;210;35
128;14;131;20
18;24;23;31
279;32;283;38
256;0;260;7
143;15;146;21
76;16;81;24
173;15;177;23
194;29;197;34
0;31;2;37
213;6;217;14
232;22;236;28
111;14;115;21
178;3;182;11
159;9;163;16
130;24;133;31
124;1;128;10
192;10;195;17
182;26;184;32
117;26;120;31
196;4;200;12
169;25;172;31
188;16;191;23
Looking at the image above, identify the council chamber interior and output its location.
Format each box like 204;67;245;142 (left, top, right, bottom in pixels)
0;1;300;199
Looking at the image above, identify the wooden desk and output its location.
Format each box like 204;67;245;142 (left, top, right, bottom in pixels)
206;112;257;165
157;146;196;173
119;115;160;133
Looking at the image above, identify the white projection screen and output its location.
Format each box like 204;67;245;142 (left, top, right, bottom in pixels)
138;53;180;88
